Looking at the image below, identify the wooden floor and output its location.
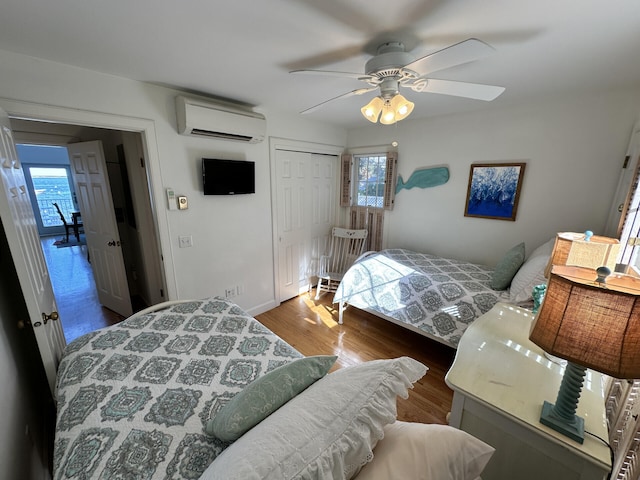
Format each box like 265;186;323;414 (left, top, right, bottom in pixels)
42;237;456;424
40;236;123;343
256;293;456;425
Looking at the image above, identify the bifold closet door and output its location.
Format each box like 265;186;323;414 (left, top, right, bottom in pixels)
274;149;337;302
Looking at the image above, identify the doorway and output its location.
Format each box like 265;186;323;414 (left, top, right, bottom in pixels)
10;117;165;341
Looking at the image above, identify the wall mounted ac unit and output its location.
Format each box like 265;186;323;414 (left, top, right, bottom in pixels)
175;95;266;144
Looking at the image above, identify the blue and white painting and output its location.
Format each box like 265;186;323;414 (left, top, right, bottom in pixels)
464;163;526;221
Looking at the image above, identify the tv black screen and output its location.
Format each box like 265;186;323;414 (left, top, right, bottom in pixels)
202;158;255;195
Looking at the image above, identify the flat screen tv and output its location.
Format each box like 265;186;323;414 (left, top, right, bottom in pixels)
202;158;255;195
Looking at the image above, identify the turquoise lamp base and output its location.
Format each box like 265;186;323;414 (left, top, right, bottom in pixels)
540;400;585;444
539;361;587;444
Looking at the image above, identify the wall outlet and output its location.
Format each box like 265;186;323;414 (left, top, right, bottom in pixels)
225;284;244;298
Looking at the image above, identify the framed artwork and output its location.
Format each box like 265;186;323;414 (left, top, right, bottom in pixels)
464;162;526;221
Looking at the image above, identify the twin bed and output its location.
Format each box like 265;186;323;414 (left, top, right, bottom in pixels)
53;298;301;479
333;242;551;349
53;296;495;480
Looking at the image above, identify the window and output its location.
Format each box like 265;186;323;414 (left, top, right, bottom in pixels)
612;124;640;270
355;154;387;208
340;152;397;210
618;161;640;267
17;144;77;236
339;151;397;252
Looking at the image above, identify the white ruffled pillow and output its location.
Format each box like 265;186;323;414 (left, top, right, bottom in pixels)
200;357;428;480
509;239;554;303
356;421;495;480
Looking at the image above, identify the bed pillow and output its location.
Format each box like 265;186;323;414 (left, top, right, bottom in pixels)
509;239;554;303
490;242;525;290
356;421;495;480
207;355;337;442
199;357;428;480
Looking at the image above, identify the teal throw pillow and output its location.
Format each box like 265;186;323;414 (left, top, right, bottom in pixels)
207;355;338;441
490;242;525;290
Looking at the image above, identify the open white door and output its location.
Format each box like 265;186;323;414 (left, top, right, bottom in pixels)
67;141;132;317
0;108;65;396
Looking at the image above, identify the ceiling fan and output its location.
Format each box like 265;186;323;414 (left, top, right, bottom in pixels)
291;38;505;124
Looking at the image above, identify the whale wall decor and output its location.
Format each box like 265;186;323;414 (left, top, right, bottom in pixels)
396;166;450;193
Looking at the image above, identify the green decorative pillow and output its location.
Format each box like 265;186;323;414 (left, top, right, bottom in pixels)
490;242;525;290
206;355;337;441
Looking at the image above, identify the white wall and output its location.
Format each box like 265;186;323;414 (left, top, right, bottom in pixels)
347;87;640;266
0;48;346;315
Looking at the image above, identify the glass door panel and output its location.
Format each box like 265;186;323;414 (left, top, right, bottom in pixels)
23;164;76;236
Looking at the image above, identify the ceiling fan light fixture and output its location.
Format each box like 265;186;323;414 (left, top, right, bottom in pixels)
361;96;384;122
367;93;414;125
379;101;397;125
391;94;414;121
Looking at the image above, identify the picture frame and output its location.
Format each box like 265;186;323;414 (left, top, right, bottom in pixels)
464;162;526;221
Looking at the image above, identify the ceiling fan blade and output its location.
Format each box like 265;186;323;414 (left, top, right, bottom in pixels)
283;44;365;71
301;87;377;114
291;69;375;82
293;0;380;34
404;38;496;76
395;0;447;30
416;29;540;48
412;78;505;101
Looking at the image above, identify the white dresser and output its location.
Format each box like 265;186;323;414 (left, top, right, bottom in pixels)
445;302;611;480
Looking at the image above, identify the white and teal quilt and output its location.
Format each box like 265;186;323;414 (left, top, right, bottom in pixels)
52;297;302;480
333;249;509;348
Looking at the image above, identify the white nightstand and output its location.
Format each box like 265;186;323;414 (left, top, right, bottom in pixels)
445;302;611;480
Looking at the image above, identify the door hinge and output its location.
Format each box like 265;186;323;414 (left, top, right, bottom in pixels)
628;237;640;246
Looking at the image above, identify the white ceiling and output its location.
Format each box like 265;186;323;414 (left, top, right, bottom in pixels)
1;0;640;128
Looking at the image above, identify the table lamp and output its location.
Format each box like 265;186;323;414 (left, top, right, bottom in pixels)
529;265;640;443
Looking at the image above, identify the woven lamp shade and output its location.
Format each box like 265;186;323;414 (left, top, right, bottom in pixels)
530;265;640;379
545;232;620;277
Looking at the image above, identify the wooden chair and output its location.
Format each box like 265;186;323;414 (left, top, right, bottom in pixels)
315;227;368;300
53;202;83;242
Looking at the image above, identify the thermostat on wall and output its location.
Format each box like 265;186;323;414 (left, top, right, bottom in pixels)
166;188;177;210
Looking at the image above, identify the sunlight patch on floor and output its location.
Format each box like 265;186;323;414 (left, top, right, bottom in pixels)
302;294;340;328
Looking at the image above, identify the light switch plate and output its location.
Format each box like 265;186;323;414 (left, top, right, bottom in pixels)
178;196;188;210
178;235;192;248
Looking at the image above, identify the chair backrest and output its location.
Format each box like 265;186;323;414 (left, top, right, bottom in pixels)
325;227;368;274
52;202;68;226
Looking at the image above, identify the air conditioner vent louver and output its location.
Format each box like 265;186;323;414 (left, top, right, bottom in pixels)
189;129;253;142
175;96;266;144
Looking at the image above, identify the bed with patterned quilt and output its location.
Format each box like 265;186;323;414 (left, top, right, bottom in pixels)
52;296;496;480
333;243;551;349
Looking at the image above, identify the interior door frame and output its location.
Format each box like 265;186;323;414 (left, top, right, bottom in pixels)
269;137;344;305
0;97;176;300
